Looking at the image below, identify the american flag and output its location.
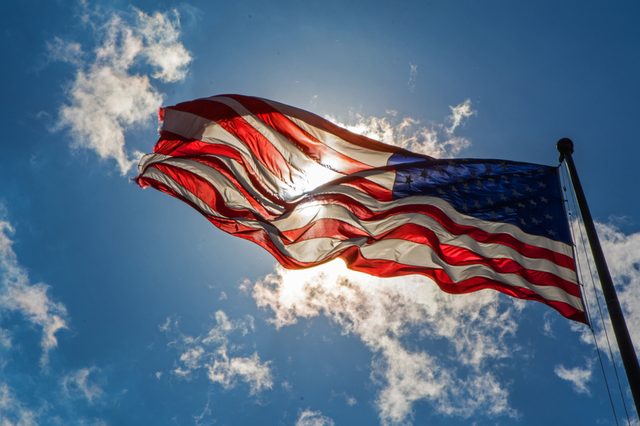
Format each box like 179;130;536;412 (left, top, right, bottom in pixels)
136;94;586;323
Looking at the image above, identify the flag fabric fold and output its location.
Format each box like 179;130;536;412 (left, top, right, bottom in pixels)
136;94;586;323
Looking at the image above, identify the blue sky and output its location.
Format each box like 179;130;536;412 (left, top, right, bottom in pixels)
1;1;640;425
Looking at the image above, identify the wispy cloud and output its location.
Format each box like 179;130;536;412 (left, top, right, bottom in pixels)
408;63;418;92
554;361;593;395
326;99;474;159
0;382;37;425
46;37;84;66
251;262;520;425
446;99;475;134
0;328;11;349
54;7;192;175
162;310;273;396
61;367;104;404
208;348;273;395
0;215;68;366
295;409;336;426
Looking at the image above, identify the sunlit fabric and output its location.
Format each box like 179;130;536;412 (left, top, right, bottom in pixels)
136;94;585;323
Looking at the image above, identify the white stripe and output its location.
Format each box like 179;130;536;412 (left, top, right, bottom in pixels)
263;98;394;168
349;169;396;191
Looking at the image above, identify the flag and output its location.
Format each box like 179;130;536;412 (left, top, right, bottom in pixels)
136;94;586;323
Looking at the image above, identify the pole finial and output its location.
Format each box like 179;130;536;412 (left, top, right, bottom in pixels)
557;137;574;162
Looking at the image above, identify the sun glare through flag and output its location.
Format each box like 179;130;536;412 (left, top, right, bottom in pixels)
136;94;586;323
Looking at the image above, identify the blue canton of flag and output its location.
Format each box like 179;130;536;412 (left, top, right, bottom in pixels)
389;153;572;245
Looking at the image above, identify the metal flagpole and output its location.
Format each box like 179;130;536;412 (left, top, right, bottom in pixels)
557;138;640;416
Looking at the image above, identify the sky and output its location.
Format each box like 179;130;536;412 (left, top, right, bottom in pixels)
1;1;640;425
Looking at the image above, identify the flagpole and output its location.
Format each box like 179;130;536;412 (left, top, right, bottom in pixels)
557;138;640;415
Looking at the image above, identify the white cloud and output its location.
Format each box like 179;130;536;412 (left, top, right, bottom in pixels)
207;347;273;395
295;409;335;426
47;37;84;66
542;312;555;338
0;328;11;349
251;261;520;424
554;362;592;395
569;221;640;359
56;7;191;175
61;367;104;403
408;63;418;92
326;99;474;159
446;99;475;134
163;310;272;396
559;220;640;404
331;391;357;406
595;222;640;353
0;218;68;366
0;382;37;426
134;10;192;83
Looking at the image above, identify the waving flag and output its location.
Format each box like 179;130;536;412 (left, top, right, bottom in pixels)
136;94;585;323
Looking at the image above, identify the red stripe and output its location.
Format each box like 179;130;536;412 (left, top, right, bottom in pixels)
223;95;374;173
167;101;294;184
338;177;393;202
